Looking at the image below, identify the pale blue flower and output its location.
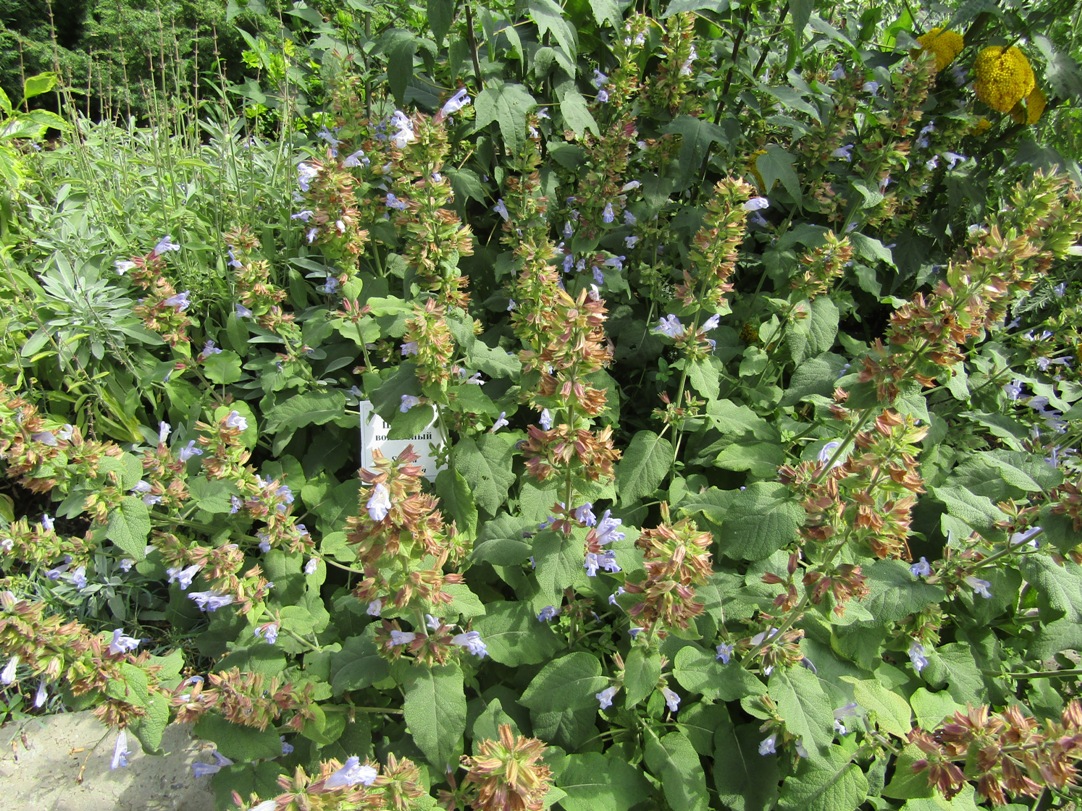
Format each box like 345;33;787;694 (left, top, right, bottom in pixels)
109;629;141;655
965;576;992;599
596;685;618;709
817;440;843;466
490;412;509;433
320;277;339;295
925;156;939;171
400;395;421;413
318;127;341;148
199;341;222;361
743;197;770;212
539;409;553;430
71;566;87;590
154;235;181;255
832;144;854;160
178;440;203;462
304;558;319;575
624;210;636;225
366;599;382;616
862;81;879;95
654;314;684;339
909;641;928;673
602;203;615;223
192;751;233;777
1010;527;1041;548
290;210;314;221
235;303;253;318
343;149;367;168
111;730;131;770
32;431;57;446
280;737;294;756
493;199;509;221
41;514;54;532
224;410;248;431
716;642;734;664
584;550;620;577
759;733;777;755
325;756;378;789
537;605;559;622
34;678;47;708
115;260;135;275
625;235;639;249
389;630;416;646
163;291;191;312
386;193;408;211
452;631;488;658
595;510;625;545
367;483;392;522
910;557;931;578
119;559;134;572
189;590;235;612
230;496;242;515
943;152;966;170
254;623;279;644
702;314;720;332
575;503;597;526
440;88;471;119
389;111;415;149
401;341;418;356
661;687;681;713
1;656;16;685
297;162;320;192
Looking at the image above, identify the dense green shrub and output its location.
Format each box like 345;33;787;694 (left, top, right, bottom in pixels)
2;0;1082;809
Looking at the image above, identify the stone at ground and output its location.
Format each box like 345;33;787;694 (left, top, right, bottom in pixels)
0;711;217;810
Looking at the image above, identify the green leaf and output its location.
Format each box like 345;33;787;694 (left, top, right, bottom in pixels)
380;29;419;106
673;646;767;701
403;663;467;769
930;484;1005;534
910;688;962;730
555;81;599;139
840;678;912;738
624;647;663;708
474;81;536;156
665;116;728;191
558;752;654;811
435;468;478;537
849;232;895;266
713;719;779;811
769;667;833;760
330;635;391;695
682;483;803;561
203;350;243;384
663;0;730;16
1019;557;1082;623
472;601;562;666
264;391;347;451
106;496;151;560
533;528;588;606
529;0;577;62
427;0;454;44
645;729;709;811
22;72;59;101
129;692;170;754
616;430;673;506
521;652;606;713
861;559;945;624
187;477;238;515
713;441;785;478
686;356;722;400
451;435;516;515
532;704;596;751
588;0;621;27
756;145;801;200
194;713;283;761
472;512;534;566
777;745;870;811
922;644;987;705
388;403;438;440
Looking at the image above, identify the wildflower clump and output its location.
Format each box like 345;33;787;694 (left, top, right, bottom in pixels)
916;28;964;73
973;45;1036;113
460;724;553;811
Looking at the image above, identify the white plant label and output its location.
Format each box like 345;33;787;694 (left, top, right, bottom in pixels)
358;400;446;480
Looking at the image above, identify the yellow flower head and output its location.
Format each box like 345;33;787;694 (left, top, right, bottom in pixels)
1010;86;1047;125
916;28;964;73
973;45;1036;113
972;117;992;135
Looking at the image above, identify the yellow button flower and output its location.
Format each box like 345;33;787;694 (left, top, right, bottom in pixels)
974;45;1036;113
1010;86;1047;125
916;28;964;73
